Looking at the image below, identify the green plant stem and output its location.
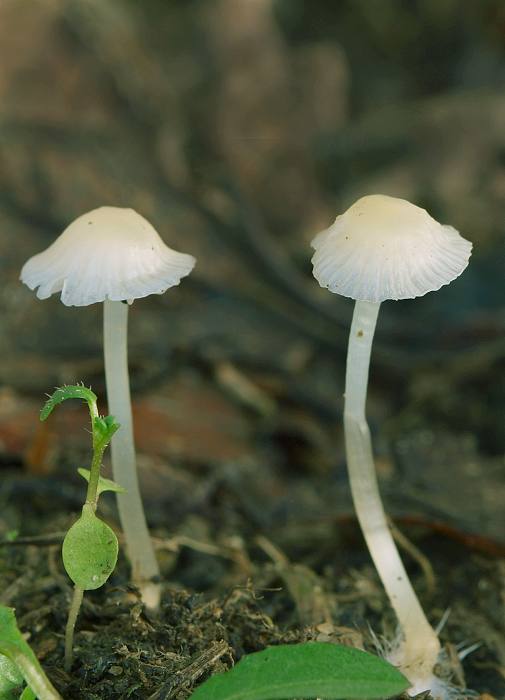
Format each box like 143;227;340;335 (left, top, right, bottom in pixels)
64;586;84;673
81;393;102;509
85;446;105;510
3;646;61;700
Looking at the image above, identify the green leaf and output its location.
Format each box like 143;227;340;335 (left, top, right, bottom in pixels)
40;385;97;421
189;642;410;700
77;468;126;495
0;606;62;700
0;653;23;698
93;415;120;447
0;690;16;700
62;505;118;590
19;687;36;700
0;686;17;700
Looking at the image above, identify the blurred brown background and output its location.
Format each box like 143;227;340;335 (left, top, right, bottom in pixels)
0;0;504;542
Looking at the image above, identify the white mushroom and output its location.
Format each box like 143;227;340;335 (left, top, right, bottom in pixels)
21;206;196;609
311;194;472;697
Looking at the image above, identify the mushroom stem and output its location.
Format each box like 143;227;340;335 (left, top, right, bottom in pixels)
344;300;440;685
103;299;160;608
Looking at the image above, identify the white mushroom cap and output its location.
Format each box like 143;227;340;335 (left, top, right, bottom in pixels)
21;206;196;307
311;194;472;303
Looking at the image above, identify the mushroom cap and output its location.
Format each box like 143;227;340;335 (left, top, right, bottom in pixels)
21;206;196;307
311;194;472;303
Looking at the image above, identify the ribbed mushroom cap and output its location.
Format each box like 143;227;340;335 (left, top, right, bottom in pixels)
311;194;472;303
21;207;196;307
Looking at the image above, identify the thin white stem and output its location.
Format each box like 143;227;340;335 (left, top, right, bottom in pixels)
103;300;160;608
344;300;439;680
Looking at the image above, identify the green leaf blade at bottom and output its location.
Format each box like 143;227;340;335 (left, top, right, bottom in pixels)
189;642;410;700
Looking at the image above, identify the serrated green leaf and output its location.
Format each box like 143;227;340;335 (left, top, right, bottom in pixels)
77;469;126;495
189;642;410;700
62;505;118;590
40;385;97;421
0;607;62;700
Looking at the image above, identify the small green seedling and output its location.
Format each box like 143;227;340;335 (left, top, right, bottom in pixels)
0;606;62;700
189;642;410;700
40;385;122;672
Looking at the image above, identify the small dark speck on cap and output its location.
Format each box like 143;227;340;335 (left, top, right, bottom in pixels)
88;221;92;225
357;330;363;337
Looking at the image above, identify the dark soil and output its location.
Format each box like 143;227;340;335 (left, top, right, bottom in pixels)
1;454;504;699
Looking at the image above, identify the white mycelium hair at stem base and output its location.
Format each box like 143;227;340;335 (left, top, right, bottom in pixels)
21;206;196;609
311;194;472;698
